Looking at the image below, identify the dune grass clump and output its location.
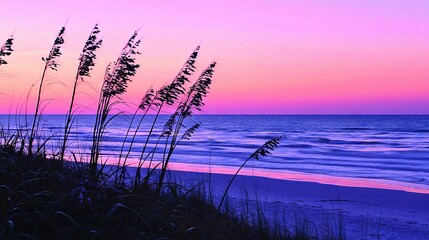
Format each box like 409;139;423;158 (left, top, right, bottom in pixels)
131;46;201;188
0;24;341;240
155;61;217;193
90;30;141;176
28;26;66;156
115;87;155;185
1;147;312;240
60;24;102;163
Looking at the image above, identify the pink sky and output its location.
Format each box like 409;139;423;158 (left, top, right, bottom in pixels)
0;0;428;114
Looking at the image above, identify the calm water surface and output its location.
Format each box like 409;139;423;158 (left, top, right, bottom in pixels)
1;114;428;189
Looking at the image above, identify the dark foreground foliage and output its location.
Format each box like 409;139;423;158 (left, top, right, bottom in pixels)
0;24;343;240
0;147;317;240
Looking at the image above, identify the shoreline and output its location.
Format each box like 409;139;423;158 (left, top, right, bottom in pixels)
157;166;429;239
110;160;429;239
154;164;429;212
116;161;429;238
111;159;429;195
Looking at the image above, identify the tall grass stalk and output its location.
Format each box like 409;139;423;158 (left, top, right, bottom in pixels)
133;47;200;186
28;26;66;156
156;62;217;193
0;35;14;66
218;136;284;210
116;87;155;184
0;35;15;149
60;24;102;163
90;30;141;176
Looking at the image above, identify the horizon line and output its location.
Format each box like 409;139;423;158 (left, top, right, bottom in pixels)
1;113;429;116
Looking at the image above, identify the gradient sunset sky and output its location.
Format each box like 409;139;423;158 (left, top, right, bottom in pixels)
0;0;428;114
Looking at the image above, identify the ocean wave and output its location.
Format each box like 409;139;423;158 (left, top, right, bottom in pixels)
341;127;372;131
2;114;429;187
283;144;314;149
316;137;382;145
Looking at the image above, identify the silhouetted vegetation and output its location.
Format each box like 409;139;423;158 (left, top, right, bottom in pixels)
0;25;347;239
28;26;66;156
0;36;14;66
60;24;102;163
0;148;299;239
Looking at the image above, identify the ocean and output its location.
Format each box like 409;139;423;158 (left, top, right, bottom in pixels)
1;114;428;191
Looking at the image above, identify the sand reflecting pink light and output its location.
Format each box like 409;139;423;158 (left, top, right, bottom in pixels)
106;158;429;195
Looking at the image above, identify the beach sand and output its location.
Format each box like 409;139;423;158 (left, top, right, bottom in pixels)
152;163;429;240
113;160;429;239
